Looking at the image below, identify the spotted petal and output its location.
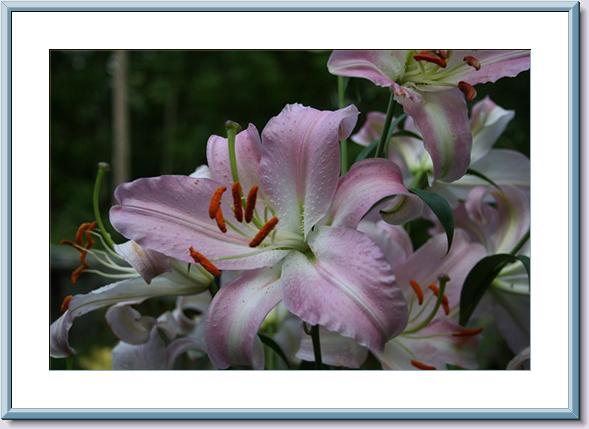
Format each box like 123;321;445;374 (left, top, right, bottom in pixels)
281;226;408;352
259;103;359;236
204;268;282;369
442;50;530;86
110;175;289;270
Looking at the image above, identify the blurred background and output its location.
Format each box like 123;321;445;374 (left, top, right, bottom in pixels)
50;50;530;369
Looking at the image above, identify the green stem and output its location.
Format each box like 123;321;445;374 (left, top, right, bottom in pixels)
225;121;242;183
93;162;116;249
509;229;530;256
310;325;323;370
374;92;396;158
338;76;348;174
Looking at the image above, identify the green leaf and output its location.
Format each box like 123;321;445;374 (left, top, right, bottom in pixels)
465;168;501;191
409;188;454;253
459;253;530;326
391;130;423;140
258;333;290;369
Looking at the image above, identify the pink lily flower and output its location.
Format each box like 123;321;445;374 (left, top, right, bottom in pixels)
328;50;530;182
359;221;487;370
110;104;423;369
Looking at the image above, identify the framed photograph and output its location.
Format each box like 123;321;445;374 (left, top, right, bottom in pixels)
1;1;580;421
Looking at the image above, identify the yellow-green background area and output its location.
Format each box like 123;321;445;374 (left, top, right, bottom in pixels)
50;51;530;369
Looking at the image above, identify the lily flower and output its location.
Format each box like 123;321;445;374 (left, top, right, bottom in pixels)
50;238;212;358
352;97;529;202
453;185;530;354
328;50;530;182
110;103;424;369
359;221;487;370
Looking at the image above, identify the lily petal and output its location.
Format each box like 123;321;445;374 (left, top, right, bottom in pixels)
350;112;386;146
357;220;413;271
259;104;359;236
189;165;212;179
114;240;170;284
105;305;155;345
376;318;479;370
442;50;530;86
396;87;471;182
50;269;209;358
327;50;409;87
204;268;282;369
327;158;422;228
470;97;515;163
506;346;530;370
207;123;262;191
112;328;168;370
281;227;408;352
297;327;369;368
110;175;289;270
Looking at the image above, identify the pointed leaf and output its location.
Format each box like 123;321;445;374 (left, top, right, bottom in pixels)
459;253;530;325
410;188;454;253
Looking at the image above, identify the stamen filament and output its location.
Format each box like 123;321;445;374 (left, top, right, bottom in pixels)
189;246;221;277
404;275;449;334
208;186;227;219
249;217;279;247
84;269;138;279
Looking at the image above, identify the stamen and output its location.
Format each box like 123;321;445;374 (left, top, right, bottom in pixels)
458;81;477;102
411;359;436;370
188;246;221;277
463;55;481;71
232;182;243;222
428;284;450;315
413;51;447;68
409;280;424;305
434;49;449;59
452;327;484;337
70;264;88;285
249;216;279;247
74;221;97;245
244;186;259;223
215;207;227;233
60;295;73;313
208;186;227;219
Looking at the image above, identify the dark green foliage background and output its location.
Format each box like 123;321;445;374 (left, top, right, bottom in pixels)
50;50;529;369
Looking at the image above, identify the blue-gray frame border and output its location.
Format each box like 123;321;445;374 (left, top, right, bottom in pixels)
0;0;580;420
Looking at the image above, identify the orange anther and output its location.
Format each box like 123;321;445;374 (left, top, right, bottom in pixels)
188;246;221;277
215;207;227;233
244;186;259;223
70;265;88;285
411;359;436;370
249;216;279;248
60;295;73;313
428;284;450;315
458;81;477;102
463;55;481;71
74;221;97;245
414;51;447;68
409;280;424;305
232;182;243;222
208;186;227;219
452;327;484;337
